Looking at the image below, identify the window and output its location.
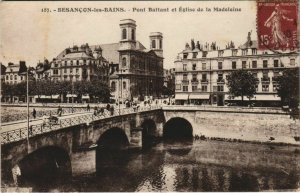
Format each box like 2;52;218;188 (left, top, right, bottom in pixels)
218;74;223;80
70;68;73;74
263;60;268;68
131;29;135;40
262;71;268;78
65;61;67;66
218;50;224;57
202;73;207;81
6;75;8;80
192;85;198;91
242;49;248;56
218;62;223;69
232;49;237;56
273;84;278;91
217;85;224;92
123;81;126;89
122;57;126;67
64;69;67;73
192;74;197;81
252;48;257;55
70;60;73;66
232;61;236;69
83;60;86;65
192;64;196;70
76;68;79;73
274;60;279;67
20;76;23;81
176;84;181;90
202;63;206;70
14;75;17;80
183;53;188;59
10;75;12;80
183;64;187;71
183;85;188;91
54;63;58;67
122;29;127;39
242;61;247;69
183;74;188;81
262;84;269;92
152;40;156;49
252;72;258;78
202;51;207;58
290;58;295;66
159;39;162;49
53;69;58;75
252;61;257;68
111;81;116;91
201;85;207;91
192;52;198;58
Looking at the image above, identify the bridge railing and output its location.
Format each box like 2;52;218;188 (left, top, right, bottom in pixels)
1;107;88;123
1;105;162;144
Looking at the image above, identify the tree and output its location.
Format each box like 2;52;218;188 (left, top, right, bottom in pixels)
226;70;256;105
277;68;299;119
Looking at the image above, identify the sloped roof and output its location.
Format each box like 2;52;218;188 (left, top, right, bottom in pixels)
56;41;147;65
62;52;94;60
239;40;258;49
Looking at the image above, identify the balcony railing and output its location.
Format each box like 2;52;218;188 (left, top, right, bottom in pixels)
217;79;225;83
261;77;270;82
201;79;208;83
191;80;199;84
182;80;189;84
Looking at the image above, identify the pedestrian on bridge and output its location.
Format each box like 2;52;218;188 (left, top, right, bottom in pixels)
32;108;37;119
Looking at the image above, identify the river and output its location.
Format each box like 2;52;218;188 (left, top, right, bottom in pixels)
22;140;300;192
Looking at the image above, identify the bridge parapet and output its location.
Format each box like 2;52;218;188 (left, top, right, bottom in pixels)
1;106;162;145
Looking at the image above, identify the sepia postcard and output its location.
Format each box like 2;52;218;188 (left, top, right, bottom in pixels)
0;0;299;192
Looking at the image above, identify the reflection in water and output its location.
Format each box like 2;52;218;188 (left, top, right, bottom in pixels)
24;140;300;192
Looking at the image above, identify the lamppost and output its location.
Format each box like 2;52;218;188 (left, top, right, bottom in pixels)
26;66;30;151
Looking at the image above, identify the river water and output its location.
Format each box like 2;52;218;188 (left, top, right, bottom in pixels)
26;140;300;192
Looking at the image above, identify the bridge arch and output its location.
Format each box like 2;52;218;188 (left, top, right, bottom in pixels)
96;127;129;173
18;146;71;187
141;119;157;147
163;117;193;140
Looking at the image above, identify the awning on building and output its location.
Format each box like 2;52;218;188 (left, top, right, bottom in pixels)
175;93;189;100
225;94;280;101
189;93;210;100
255;95;280;101
52;95;60;99
82;95;90;99
66;94;77;98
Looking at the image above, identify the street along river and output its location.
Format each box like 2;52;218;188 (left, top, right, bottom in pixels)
20;140;300;192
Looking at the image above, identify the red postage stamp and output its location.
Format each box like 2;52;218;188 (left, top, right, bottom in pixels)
257;0;298;51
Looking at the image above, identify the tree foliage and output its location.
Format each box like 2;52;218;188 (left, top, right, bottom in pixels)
277;68;299;119
226;70;257;103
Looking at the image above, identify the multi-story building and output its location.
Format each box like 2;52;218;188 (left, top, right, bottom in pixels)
3;61;27;84
108;19;164;102
174;33;299;106
54;44;109;83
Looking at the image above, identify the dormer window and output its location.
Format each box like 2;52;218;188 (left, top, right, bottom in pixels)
218;50;224;57
252;48;257;55
152;40;156;49
192;52;198;58
242;49;248;56
202;51;207;58
183;53;188;59
232;49;238;56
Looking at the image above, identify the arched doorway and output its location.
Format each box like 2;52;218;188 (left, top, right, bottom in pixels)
141;119;157;149
18;146;71;191
96;127;129;174
163;117;193;140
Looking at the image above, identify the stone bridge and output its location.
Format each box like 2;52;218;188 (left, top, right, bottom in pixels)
1;106;299;185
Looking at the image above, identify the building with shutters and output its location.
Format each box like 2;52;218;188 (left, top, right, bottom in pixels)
174;32;299;106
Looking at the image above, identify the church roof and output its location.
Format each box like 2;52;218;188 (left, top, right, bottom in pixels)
62;52;94;60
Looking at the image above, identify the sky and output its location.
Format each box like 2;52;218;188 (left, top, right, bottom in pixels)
0;1;256;69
